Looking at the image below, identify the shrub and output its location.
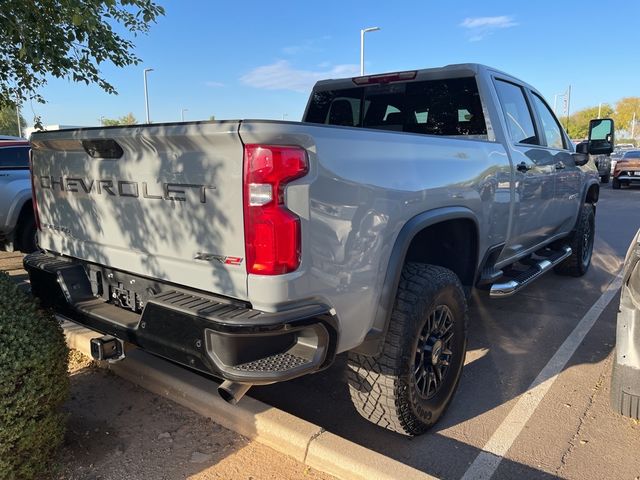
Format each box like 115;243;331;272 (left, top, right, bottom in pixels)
0;272;68;480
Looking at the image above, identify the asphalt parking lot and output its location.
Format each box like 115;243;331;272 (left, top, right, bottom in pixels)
3;185;639;480
249;185;640;480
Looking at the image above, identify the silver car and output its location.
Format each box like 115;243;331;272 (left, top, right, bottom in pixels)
611;229;640;418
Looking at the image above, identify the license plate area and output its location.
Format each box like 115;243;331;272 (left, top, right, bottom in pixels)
109;283;144;312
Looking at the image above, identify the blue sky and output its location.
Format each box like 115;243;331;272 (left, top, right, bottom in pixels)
28;0;640;127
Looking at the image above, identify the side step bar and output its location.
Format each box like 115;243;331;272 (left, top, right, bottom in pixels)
490;246;572;298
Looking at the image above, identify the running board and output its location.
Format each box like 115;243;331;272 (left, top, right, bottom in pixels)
490;246;572;298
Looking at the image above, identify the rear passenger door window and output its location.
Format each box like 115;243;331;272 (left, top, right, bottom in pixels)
494;79;538;145
530;93;566;150
0;147;30;169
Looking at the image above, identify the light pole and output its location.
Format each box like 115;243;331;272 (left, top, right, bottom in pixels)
360;26;380;76
181;108;188;122
632;111;637;140
15;104;21;138
143;68;154;123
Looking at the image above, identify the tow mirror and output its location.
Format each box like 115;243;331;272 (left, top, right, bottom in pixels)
588;118;614;155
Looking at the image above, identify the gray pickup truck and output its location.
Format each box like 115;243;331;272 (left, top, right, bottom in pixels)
0;137;37;253
24;64;614;435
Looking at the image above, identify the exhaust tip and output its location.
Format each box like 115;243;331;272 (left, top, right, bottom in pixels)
218;381;251;405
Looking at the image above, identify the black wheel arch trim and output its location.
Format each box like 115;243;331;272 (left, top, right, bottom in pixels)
352;206;480;357
582;178;600;206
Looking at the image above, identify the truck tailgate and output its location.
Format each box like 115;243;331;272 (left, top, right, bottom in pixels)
30;122;248;300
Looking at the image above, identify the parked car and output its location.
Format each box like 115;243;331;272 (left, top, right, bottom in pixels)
611;143;637;174
0;138;37;253
611;228;640;419
23;63;612;436
612;150;640;189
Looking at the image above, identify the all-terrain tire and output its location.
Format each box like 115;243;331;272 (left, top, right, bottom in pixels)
612;178;621;189
16;211;38;253
17;209;37;253
347;264;467;436
554;203;595;277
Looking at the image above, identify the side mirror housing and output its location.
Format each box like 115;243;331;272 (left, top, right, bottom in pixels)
573;141;589;166
575;141;588;155
588;118;614;155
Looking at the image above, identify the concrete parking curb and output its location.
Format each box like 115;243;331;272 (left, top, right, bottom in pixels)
62;320;436;480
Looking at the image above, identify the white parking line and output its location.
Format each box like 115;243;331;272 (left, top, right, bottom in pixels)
461;271;624;480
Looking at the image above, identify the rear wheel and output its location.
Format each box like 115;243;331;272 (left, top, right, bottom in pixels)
347;264;467;436
554;203;595;277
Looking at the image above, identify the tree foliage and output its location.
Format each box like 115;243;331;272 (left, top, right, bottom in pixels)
0;0;165;109
613;97;640;134
567;104;614;139
0;105;26;137
102;112;137;126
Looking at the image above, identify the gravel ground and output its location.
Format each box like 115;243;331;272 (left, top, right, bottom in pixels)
57;350;333;480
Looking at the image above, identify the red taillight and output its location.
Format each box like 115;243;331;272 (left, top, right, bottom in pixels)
243;145;308;275
28;149;41;231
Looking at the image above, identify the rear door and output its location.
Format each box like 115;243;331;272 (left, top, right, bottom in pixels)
30;122;249;300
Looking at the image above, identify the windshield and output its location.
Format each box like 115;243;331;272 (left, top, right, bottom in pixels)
622;150;640;159
305;77;488;139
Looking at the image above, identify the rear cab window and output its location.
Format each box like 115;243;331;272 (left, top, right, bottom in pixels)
0;146;30;169
305;77;488;139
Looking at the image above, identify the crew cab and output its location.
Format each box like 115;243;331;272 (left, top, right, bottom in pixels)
24;64;613;435
0;137;37;253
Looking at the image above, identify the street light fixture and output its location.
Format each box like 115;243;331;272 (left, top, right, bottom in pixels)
181;108;188;122
143;68;154;123
360;26;380;76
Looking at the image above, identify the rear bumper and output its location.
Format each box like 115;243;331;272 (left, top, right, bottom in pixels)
24;252;337;384
615;175;640;182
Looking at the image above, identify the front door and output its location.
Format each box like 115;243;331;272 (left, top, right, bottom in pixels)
493;78;557;262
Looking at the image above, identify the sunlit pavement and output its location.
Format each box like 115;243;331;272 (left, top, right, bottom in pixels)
251;185;640;480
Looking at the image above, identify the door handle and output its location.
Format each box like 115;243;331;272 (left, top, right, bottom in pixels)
555;161;566;170
517;161;531;172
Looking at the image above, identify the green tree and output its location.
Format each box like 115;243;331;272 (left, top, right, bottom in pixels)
567;104;614;139
612;97;640;137
0;0;164;111
0;105;26;136
102;113;137;126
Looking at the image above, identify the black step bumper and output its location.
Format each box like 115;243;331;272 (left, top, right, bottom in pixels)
24;252;337;384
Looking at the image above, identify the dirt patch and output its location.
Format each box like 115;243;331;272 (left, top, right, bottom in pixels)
56;351;333;480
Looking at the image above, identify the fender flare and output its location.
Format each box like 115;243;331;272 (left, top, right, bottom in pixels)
353;206;480;356
581;178;600;206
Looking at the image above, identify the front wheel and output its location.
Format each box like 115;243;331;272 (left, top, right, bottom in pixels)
554;204;595;277
601;174;610;184
17;211;37;253
347;264;467;436
612;178;621;189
